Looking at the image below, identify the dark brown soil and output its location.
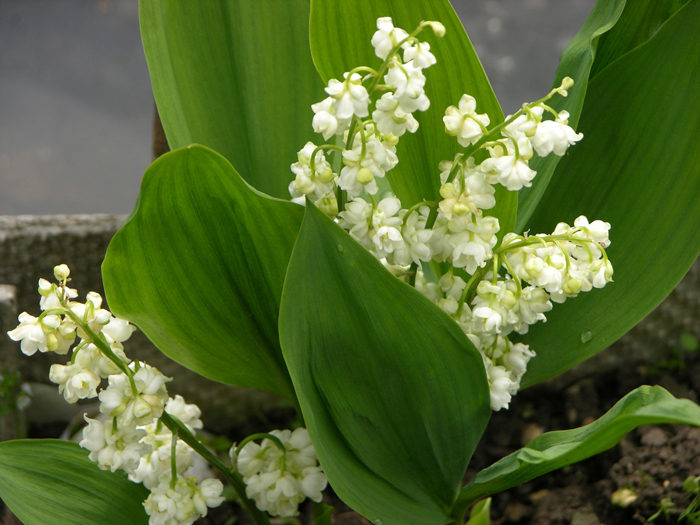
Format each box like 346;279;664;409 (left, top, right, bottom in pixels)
464;353;700;525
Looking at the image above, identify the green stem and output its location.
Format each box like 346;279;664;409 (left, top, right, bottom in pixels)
425;205;440;230
159;412;271;525
60;304;137;396
367;25;426;94
69;340;89;365
235;433;286;456
402;200;437;225
309;144;344;175
457;268;485;316
500;256;522;294
346;65;379;78
495;234;602;255
170;428;178;490
445;89;565;186
407;262;418;287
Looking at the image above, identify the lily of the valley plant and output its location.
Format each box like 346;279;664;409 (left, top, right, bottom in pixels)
3;1;700;525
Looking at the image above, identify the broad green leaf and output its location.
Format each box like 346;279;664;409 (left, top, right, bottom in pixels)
309;0;516;235
454;386;700;514
140;1;325;199
517;0;690;231
0;439;149;525
103;145;302;399
279;203;490;525
589;0;689;79
519;0;700;387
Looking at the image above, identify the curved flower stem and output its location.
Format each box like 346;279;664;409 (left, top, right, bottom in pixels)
501;255;523;294
402;200;437;226
159;412;272;525
235;433;286;456
367;25;426;94
61;306;139;397
457;268;486;316
494;234;603;255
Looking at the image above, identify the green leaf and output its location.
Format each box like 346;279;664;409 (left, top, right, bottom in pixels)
517;0;690;231
454;386;700;514
518;0;700;387
312;501;334;525
0;439;149;525
140;1;325;199
589;0;689;79
465;498;491;525
309;0;516;234
279;203;490;525
102;145;302;398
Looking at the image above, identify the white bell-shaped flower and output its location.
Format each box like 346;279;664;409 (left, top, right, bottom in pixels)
324;73;370;119
373;93;419;137
371;17;409;59
443;94;490;147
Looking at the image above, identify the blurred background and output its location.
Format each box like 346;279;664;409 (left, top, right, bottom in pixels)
0;0;596;216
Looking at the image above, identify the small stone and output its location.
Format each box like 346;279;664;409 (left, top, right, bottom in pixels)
521;423;545;446
611;487;637;508
641;427;668;447
570;506;600;525
529;489;550;504
504;502;531;521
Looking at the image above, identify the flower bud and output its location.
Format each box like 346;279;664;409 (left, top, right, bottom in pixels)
356;167;375;185
561;77;574;90
524;257;544;277
501;290;517;310
452;202;470;216
318;197;339;217
562;278;582;296
317;167;335;184
422;20;446;37
382;133;399;147
439;183;455;199
54;264;70;282
605;260;614;281
46;333;59;352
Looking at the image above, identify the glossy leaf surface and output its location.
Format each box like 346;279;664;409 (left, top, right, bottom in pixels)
455;386;700;512
309;0;516;234
280;203;490;525
140;1;325;199
520;0;700;387
103;145;302;398
0;440;149;525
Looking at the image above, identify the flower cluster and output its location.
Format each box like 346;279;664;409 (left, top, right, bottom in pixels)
289;18;613;411
232;428;328;517
290;17;445;210
7;266;224;525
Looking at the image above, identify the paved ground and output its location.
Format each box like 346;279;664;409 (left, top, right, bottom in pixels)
0;0;595;215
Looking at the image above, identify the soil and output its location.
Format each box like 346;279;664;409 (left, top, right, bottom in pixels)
464;358;700;525
3;352;699;525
